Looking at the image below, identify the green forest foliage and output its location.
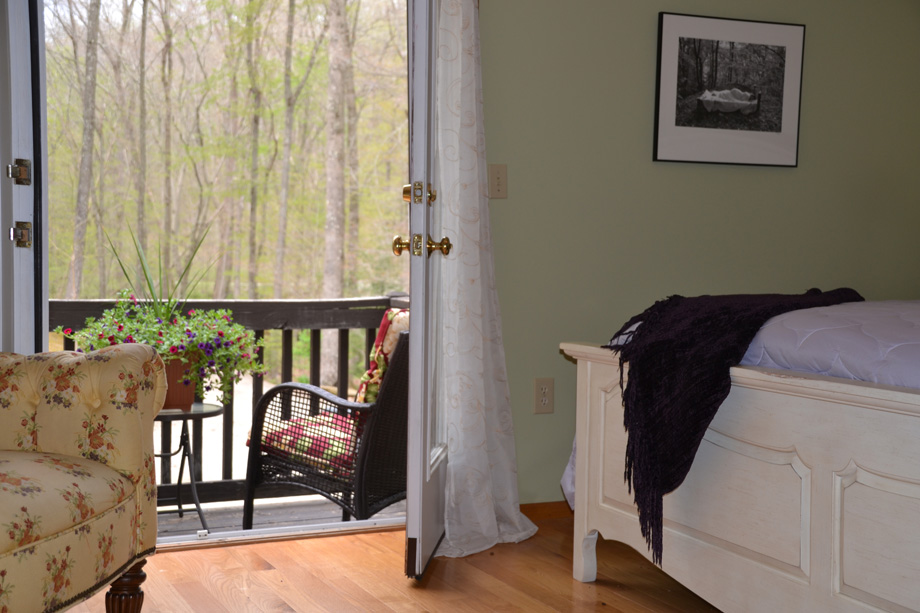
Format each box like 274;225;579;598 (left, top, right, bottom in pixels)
45;0;409;301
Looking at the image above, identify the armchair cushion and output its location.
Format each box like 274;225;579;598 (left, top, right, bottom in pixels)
261;412;358;473
0;345;164;612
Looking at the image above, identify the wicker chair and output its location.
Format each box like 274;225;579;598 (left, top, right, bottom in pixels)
243;331;408;528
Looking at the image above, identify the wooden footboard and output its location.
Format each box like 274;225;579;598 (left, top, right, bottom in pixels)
562;342;920;613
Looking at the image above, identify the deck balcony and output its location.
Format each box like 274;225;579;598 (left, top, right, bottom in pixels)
49;294;409;538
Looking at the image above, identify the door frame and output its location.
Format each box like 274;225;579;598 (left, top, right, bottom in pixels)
0;0;47;354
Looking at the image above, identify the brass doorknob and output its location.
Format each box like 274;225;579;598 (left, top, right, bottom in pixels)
402;184;412;203
393;235;411;256
427;236;452;257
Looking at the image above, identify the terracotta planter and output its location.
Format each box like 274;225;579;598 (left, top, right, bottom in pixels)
163;357;196;411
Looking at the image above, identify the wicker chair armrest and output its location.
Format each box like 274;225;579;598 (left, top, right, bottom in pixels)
281;382;372;412
252;382;372;420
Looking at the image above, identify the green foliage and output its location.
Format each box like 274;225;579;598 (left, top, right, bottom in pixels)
56;290;265;403
107;226;213;322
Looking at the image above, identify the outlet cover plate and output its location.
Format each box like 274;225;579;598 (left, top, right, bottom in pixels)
534;377;554;414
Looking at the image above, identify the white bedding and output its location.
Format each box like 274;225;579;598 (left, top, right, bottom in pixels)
740;300;920;390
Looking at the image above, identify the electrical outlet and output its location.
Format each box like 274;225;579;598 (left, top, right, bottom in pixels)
488;164;508;199
534;377;554;414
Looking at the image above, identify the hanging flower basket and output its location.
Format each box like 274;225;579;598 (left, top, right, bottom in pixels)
57;292;264;407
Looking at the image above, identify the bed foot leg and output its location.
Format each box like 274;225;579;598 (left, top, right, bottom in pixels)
574;530;598;582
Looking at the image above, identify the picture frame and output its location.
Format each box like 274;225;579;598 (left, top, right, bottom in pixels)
653;12;806;167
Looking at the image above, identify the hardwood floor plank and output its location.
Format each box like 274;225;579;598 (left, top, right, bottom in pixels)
460;540;655;613
74;506;720;612
531;516;719;613
256;539;387;613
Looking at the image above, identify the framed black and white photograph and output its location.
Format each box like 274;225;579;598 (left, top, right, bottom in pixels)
653;12;805;167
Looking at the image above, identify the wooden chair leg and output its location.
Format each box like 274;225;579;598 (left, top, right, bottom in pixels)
105;559;147;613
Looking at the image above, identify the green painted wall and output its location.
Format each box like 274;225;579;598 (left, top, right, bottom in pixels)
479;0;920;504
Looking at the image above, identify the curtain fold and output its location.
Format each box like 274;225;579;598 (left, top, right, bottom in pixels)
434;0;537;558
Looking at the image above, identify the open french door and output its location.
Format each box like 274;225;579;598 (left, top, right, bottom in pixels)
0;0;46;354
404;0;448;579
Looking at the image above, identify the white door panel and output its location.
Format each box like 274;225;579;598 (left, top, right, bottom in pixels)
405;0;447;579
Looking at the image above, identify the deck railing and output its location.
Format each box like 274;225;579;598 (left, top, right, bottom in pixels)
49;294;409;506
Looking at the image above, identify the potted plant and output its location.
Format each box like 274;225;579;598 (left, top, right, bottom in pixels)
56;229;264;410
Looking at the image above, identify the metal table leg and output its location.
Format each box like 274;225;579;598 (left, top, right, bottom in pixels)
157;420;209;533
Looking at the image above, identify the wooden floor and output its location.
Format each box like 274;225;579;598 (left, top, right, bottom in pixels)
72;503;720;612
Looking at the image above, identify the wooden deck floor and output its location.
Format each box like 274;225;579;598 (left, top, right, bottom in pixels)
73;503;720;612
157;496;407;539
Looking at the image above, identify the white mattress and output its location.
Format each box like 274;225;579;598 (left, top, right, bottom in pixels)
740;300;920;390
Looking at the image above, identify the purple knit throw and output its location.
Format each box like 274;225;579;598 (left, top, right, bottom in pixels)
605;288;864;565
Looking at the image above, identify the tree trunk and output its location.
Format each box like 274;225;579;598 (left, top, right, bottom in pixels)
709;40;719;89
344;24;360;296
160;0;175;292
729;42;735;84
274;0;296;300
94;121;107;297
213;5;242;301
321;0;350;386
275;0;326;299
136;0;149;274
65;0;103;299
246;0;263;299
107;0;138;285
692;39;703;92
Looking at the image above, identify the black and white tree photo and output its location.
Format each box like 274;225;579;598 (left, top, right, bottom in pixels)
674;37;786;133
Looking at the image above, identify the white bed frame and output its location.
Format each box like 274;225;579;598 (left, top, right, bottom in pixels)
561;342;920;613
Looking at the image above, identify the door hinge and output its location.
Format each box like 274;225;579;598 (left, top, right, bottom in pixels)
6;159;31;186
9;222;32;248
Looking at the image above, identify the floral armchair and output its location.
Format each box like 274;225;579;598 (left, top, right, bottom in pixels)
0;344;165;613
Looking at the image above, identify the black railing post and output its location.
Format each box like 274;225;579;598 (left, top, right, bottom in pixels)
159;425;172;483
338;329;349;399
192;420;203;481
252;330;265;405
222;398;233;480
310;329;321;386
281;329;293;383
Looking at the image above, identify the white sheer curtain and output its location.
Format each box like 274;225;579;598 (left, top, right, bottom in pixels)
434;0;537;557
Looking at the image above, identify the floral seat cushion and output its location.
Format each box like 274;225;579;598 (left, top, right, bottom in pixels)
260;412;358;474
0;451;139;609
